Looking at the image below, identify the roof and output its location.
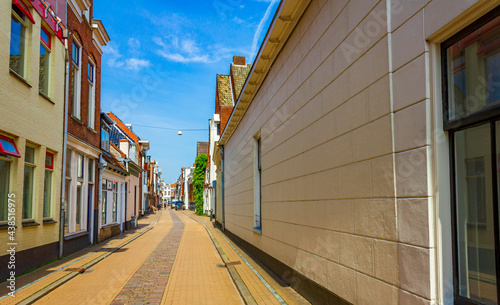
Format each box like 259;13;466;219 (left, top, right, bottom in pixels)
217;75;233;106
231;63;252;100
220;0;310;145
110;142;126;158
103;152;128;176
106;112;140;143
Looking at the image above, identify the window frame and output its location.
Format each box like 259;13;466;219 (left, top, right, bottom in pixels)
443;6;500;304
71;38;82;119
253;134;262;232
0;153;13;222
87;59;96;129
43;152;54;219
39;25;51;96
0;135;21;158
22;145;36;221
9;6;28;79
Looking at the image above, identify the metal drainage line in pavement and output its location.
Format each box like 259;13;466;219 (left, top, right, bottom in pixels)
193;214;288;305
0;211;163;302
111;209;184;305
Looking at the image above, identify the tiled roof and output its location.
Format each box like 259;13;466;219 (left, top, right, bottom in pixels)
106;112;140;143
217;74;232;106
231;63;252;100
103;152;128;175
110;142;126;158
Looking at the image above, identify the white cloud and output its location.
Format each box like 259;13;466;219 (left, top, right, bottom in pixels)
103;42;151;71
125;58;151;70
154;36;214;63
128;38;141;49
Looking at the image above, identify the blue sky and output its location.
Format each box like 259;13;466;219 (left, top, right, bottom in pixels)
93;0;279;184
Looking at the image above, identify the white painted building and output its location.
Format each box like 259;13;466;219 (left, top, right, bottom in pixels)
204;114;220;215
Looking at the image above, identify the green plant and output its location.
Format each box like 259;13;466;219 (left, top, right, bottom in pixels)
193;154;208;215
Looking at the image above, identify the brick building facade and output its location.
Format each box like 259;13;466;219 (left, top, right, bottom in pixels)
63;0;109;255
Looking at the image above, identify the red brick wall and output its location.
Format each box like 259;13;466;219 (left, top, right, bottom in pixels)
220;106;233;134
67;6;101;149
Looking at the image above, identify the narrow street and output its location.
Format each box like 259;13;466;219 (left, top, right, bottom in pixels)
0;210;308;305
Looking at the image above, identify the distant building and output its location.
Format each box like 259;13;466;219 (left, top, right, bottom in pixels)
196;141;208;157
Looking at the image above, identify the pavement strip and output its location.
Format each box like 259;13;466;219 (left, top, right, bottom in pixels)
186;212;288;305
0;211;163;305
111;209;184;305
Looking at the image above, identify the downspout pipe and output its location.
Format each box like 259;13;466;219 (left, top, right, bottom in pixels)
59;36;70;259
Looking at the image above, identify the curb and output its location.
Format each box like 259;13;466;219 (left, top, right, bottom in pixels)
186;212;257;305
16;211;163;305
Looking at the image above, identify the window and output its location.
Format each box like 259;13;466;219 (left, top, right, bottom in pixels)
10;4;28;77
88;61;95;128
71;40;81;118
101;124;110;152
102;178;107;225
43;152;54;218
64;150;72;234
443;11;500;305
253;135;262;231
0;135;21;158
77;154;84;180
112;182;117;223
39;27;51;96
0;153;12;222
23;146;35;220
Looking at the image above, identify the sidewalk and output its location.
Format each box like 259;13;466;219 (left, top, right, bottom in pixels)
0;211;164;305
186;211;310;305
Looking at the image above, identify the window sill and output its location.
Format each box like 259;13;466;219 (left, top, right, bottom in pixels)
71;115;83;125
0;223;17;230
64;231;88;240
22;221;41;227
252;227;262;235
39;91;55;104
43;219;57;225
9;69;31;88
87;126;97;134
101;223;119;229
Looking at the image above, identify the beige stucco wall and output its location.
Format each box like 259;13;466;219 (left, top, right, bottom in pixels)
0;1;65;252
222;0;500;304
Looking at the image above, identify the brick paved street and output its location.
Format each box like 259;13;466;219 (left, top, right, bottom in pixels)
0;209;311;305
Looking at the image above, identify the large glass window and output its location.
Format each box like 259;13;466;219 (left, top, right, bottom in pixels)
101;124;110;152
39;27;51;96
112;182;117;223
64;150;72;234
10;5;27;77
71;40;81;118
454;125;497;304
446;15;500;123
445;10;500;305
43;152;54;218
0;154;12;222
88;61;95;128
23;146;35;220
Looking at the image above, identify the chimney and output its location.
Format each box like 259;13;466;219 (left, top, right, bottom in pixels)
233;56;246;65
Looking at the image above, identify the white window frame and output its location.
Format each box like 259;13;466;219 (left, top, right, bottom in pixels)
39;26;51;97
88;58;96;129
71;38;82;119
0;153;13;223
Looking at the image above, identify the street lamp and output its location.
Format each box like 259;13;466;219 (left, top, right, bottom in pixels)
178;130;182;136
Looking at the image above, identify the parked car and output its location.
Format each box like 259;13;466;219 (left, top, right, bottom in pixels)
174;201;184;211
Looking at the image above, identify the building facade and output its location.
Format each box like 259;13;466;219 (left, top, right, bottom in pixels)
0;0;67;279
218;0;500;304
64;0;109;255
